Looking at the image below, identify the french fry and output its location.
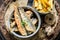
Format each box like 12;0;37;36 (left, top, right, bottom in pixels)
47;7;52;12
40;0;47;8
38;9;44;13
43;0;51;7
14;5;27;36
38;0;42;9
49;0;53;8
34;0;38;8
34;0;53;13
39;8;48;13
36;7;40;11
43;8;48;12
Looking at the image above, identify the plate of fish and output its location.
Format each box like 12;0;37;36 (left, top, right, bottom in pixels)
5;2;41;38
4;0;59;40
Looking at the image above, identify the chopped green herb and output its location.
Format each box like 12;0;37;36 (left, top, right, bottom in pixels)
21;20;25;27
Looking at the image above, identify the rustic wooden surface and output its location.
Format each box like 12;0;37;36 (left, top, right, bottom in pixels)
0;0;60;40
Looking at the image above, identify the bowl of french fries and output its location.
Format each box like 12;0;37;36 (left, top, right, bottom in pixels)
5;3;41;38
33;0;54;14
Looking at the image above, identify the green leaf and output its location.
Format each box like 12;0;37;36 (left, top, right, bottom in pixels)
21;20;25;27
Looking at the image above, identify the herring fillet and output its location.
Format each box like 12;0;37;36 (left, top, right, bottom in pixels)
19;8;36;32
14;6;27;35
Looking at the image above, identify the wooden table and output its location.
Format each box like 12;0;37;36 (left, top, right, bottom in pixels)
0;0;60;40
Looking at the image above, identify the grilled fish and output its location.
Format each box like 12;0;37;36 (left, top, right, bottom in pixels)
14;5;27;36
19;8;36;32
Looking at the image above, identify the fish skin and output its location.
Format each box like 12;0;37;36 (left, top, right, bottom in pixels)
19;8;36;32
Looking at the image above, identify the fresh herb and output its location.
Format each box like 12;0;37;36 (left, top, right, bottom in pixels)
21;20;25;27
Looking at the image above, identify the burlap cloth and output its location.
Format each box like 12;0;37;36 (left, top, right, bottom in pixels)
0;0;60;40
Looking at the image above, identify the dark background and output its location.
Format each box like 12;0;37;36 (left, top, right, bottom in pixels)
57;0;60;4
0;0;3;6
